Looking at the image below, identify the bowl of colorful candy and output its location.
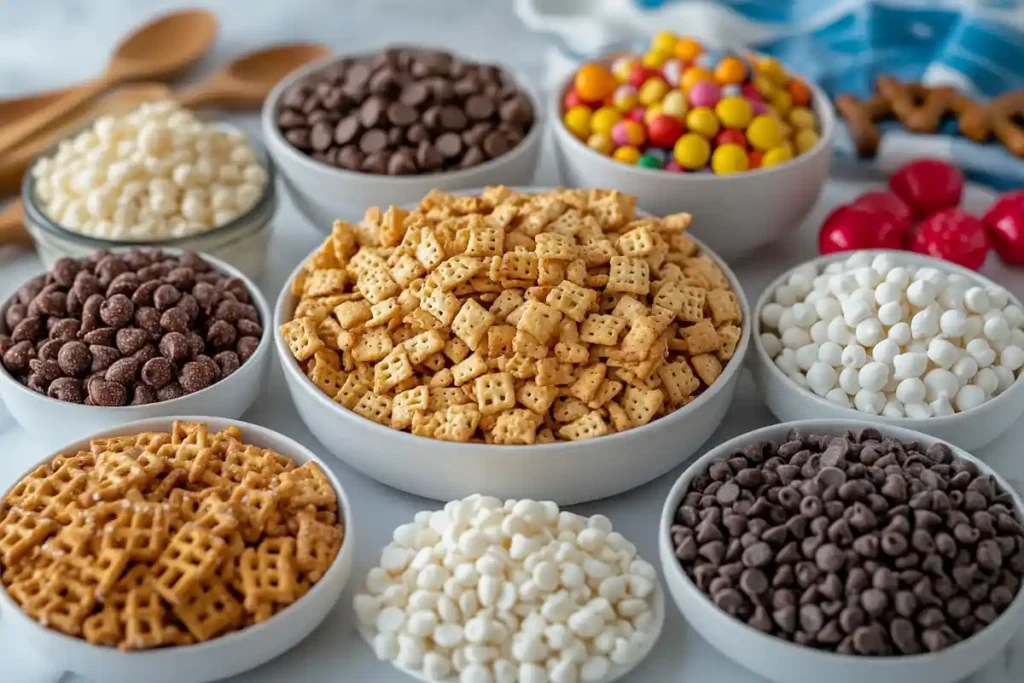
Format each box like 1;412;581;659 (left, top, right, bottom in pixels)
550;33;835;259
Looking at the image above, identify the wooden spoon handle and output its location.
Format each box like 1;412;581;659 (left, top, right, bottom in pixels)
0;77;111;157
0;202;32;247
174;81;257;110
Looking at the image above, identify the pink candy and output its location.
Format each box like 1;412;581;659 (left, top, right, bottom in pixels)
747;97;768;115
665;160;685;173
625;107;646;123
687;81;721;108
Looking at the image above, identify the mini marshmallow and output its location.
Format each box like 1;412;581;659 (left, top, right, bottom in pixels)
854;389;885;414
888;322;912;346
777;309;797;333
910;307;940;339
790;303;817;328
904;402;933;419
964;315;984;341
774;285;798;306
871;339;900;367
760;303;784;328
927;338;959;369
818;341;843;367
1001;345;1024;371
827;318;852;345
939;309;967;338
877;301;902;327
855;318;883;347
893;352;927;380
795;344;820;371
874;281;902;306
838;366;861;395
964;287;991;314
829;274;858;299
825;387;852;407
806;362;838;396
966;338;996;368
924;368;960;401
815;297;842;322
775;349;799;375
1004;305;1024;328
858;362;890;393
760;333;783;358
930;395;955;417
974;367;999;396
809;320;829;345
956;384;987;412
841;344;868;369
994;366;1016;393
952;356;979;386
881;398;905;418
895;378;926;405
988;287;1010;310
886;266;912;289
906;280;936;307
781;327;812;350
841;298;873;327
983;313;1011;343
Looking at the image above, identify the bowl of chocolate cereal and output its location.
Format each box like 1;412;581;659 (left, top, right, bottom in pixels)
659;419;1024;683
273;186;751;504
261;46;543;230
0;248;271;443
0;417;353;683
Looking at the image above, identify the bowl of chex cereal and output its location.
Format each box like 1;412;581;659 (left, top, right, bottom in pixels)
274;186;751;504
0;417;353;683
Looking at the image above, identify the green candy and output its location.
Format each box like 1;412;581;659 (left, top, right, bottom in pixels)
637;153;663;169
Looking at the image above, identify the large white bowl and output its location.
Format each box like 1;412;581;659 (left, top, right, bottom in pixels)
549;68;836;260
273;223;751;505
658;418;1024;683
0;250;272;444
748;250;1024;451
261;53;544;231
0;416;355;683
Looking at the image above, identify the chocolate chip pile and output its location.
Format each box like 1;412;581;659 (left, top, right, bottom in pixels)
0;249;262;406
275;47;534;175
671;428;1024;656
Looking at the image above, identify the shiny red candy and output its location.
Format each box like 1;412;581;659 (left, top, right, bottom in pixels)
819;205;905;254
715;129;747;148
888;159;964;218
851;191;913;234
647;114;685;148
983;191;1024;265
629;64;655;89
910;208;989;270
563;89;585;111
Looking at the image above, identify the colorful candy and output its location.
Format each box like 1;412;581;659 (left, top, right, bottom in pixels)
561;33;821;174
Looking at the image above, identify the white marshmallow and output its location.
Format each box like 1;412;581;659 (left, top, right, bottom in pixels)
895;378;926;405
984;314;1011;343
906;280;936;307
956;384;987;412
893;352;927;380
1000;345;1024;371
871;339;900;367
760;333;782;358
818;341;843;367
824;387;852;407
838;366;861;395
877;301;902;327
927;338;959;369
806;362;838;396
881;399;905;418
790;303;817;328
924;368;960;401
966;338;996;367
952;356;979;385
939;309;967;338
774;285;798;306
855;318;883;347
795;344;820;371
888;322;912;346
842;298;873;327
827;318;852;345
974;367;999;396
760;303;784;328
964;287;991;314
994;365;1016;394
858;362;890;393
930;395;955;417
904;402;933;419
910;307;940;339
854;389;885;414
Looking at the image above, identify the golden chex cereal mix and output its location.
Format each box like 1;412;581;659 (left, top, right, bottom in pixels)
282;187;743;444
0;422;344;650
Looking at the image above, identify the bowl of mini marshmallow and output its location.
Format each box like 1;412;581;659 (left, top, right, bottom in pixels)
747;250;1024;451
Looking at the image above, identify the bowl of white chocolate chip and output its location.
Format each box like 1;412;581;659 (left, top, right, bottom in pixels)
21;100;276;279
748;249;1024;451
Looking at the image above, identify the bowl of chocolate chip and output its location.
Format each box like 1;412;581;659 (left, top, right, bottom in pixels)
261;46;542;229
659;419;1024;683
0;248;271;442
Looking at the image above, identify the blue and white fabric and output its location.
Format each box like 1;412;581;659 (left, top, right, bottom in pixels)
516;0;1024;189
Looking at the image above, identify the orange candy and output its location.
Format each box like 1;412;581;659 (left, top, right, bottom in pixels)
681;66;714;91
574;64;617;102
748;149;764;169
674;38;703;63
715;57;746;85
788;78;812;107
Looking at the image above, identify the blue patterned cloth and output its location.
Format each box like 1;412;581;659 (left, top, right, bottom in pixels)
517;0;1024;189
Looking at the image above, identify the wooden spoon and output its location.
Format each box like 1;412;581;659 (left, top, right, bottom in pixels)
0;203;32;247
175;42;330;109
0;9;218;157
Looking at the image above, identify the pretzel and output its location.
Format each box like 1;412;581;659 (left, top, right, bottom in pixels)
837;75;1024;157
0;421;344;651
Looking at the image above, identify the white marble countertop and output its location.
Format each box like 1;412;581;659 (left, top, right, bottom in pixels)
1;2;1023;682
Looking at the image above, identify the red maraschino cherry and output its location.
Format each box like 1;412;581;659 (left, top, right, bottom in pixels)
852;191;913;236
910;208;989;270
983;191;1024;265
888;159;964;218
818;205;905;254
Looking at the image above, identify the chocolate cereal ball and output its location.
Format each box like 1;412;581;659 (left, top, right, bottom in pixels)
0;249;263;406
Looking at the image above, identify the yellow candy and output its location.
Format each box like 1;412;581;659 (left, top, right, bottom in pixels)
788;106;817;130
642;51;671;69
772;90;794;117
715;96;753;129
563;105;593;140
613;57;637;83
794;128;820;154
587;133;614;155
711;143;749;175
644;103;664;125
681;66;714;91
762;145;794;167
591;106;623;135
613;145;642;164
638;77;670;106
685;106;720;138
758;57;788;86
673;133;711;170
746;114;783;151
753;76;776;99
613;85;639;112
661;90;688;119
652;31;678;55
674;37;703;62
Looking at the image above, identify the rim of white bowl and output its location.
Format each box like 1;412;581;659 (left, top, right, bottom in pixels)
751;249;1024;426
261;49;545;185
0;415;353;656
273;186;753;453
548;52;837;181
659;417;1024;667
0;248;272;412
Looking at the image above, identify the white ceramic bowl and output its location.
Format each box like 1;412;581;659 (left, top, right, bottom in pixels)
0;250;272;445
261;53;544;231
658;418;1024;683
549;68;835;260
0;416;354;683
273;222;751;505
748;250;1024;451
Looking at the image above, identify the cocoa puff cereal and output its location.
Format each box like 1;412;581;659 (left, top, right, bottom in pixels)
0;249;262;406
670;428;1024;656
275;48;534;175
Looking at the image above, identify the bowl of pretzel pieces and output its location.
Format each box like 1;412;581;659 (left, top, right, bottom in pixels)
0;417;353;683
274;186;751;504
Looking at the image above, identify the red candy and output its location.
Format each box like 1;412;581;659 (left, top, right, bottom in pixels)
982;191;1024;265
629;64;655;89
647;114;684;148
564;90;585;111
910;208;989;270
715;129;746;148
819;205;906;254
851;191;913;235
889;159;964;218
625;107;646;124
